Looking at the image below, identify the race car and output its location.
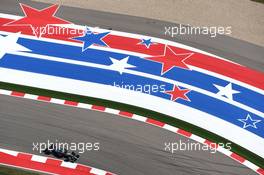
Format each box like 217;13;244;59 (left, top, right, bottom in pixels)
43;144;80;163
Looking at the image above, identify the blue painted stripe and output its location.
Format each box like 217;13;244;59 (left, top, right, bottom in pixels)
16;37;264;112
1;54;263;138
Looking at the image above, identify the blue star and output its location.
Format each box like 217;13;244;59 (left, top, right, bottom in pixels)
238;114;261;129
73;28;110;52
139;38;154;48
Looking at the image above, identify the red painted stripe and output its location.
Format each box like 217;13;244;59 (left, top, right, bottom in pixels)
177;129;192;137
45;158;62;166
146;118;165;127
11;91;25;97
64;100;78;106
184;51;264;90
0;151;111;175
17;153;32;160
257;168;264;175
230;153;246;163
91;105;106;111
37;96;51;101
119;111;133;118
204;140;218;149
76;164;92;173
106;173;114;175
1;17;263;90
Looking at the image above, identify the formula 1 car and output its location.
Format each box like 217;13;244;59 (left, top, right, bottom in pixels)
43;144;80;163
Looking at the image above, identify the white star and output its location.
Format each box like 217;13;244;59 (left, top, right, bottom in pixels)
0;32;31;59
109;56;136;74
238;114;261;129
213;83;240;100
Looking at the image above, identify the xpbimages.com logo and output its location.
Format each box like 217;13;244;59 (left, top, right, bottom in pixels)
165;24;232;38
32;140;100;154
164;140;232;154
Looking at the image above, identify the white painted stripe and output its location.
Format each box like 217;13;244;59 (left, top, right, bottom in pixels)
50;98;65;104
0;89;12;95
0;13;20;19
243;160;259;171
1;68;263;158
77;102;92;109
60;161;77;169
163;124;178;133
0;148;18;156
217;146;232;156
24;94;38;100
105;108;120;115
31;155;47;163
90;168;107;175
132;114;147;122
7;51;264;118
0;15;263;96
190;134;206;143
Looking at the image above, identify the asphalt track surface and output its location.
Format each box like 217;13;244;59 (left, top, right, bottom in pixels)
0;95;256;175
0;0;262;175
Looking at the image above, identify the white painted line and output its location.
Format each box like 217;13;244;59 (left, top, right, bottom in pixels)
24;94;38;100
60;161;77;169
90;168;107;175
0;148;18;156
105;108;120;115
31;155;47;163
77;102;92;109
243;160;259;171
0;89;12;95
217;146;232;156
190;134;206;143
50;98;65;104
163;124;178;133
132;114;147;122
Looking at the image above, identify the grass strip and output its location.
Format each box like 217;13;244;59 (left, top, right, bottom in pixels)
0;81;263;168
251;0;264;4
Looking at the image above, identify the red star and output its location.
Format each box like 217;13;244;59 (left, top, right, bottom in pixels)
165;85;191;101
5;3;71;36
145;45;193;74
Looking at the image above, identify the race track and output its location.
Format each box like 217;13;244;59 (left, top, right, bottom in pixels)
0;0;263;174
0;95;256;175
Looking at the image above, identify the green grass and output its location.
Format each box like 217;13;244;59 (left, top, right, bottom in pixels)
251;0;264;4
0;81;263;169
0;165;40;175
